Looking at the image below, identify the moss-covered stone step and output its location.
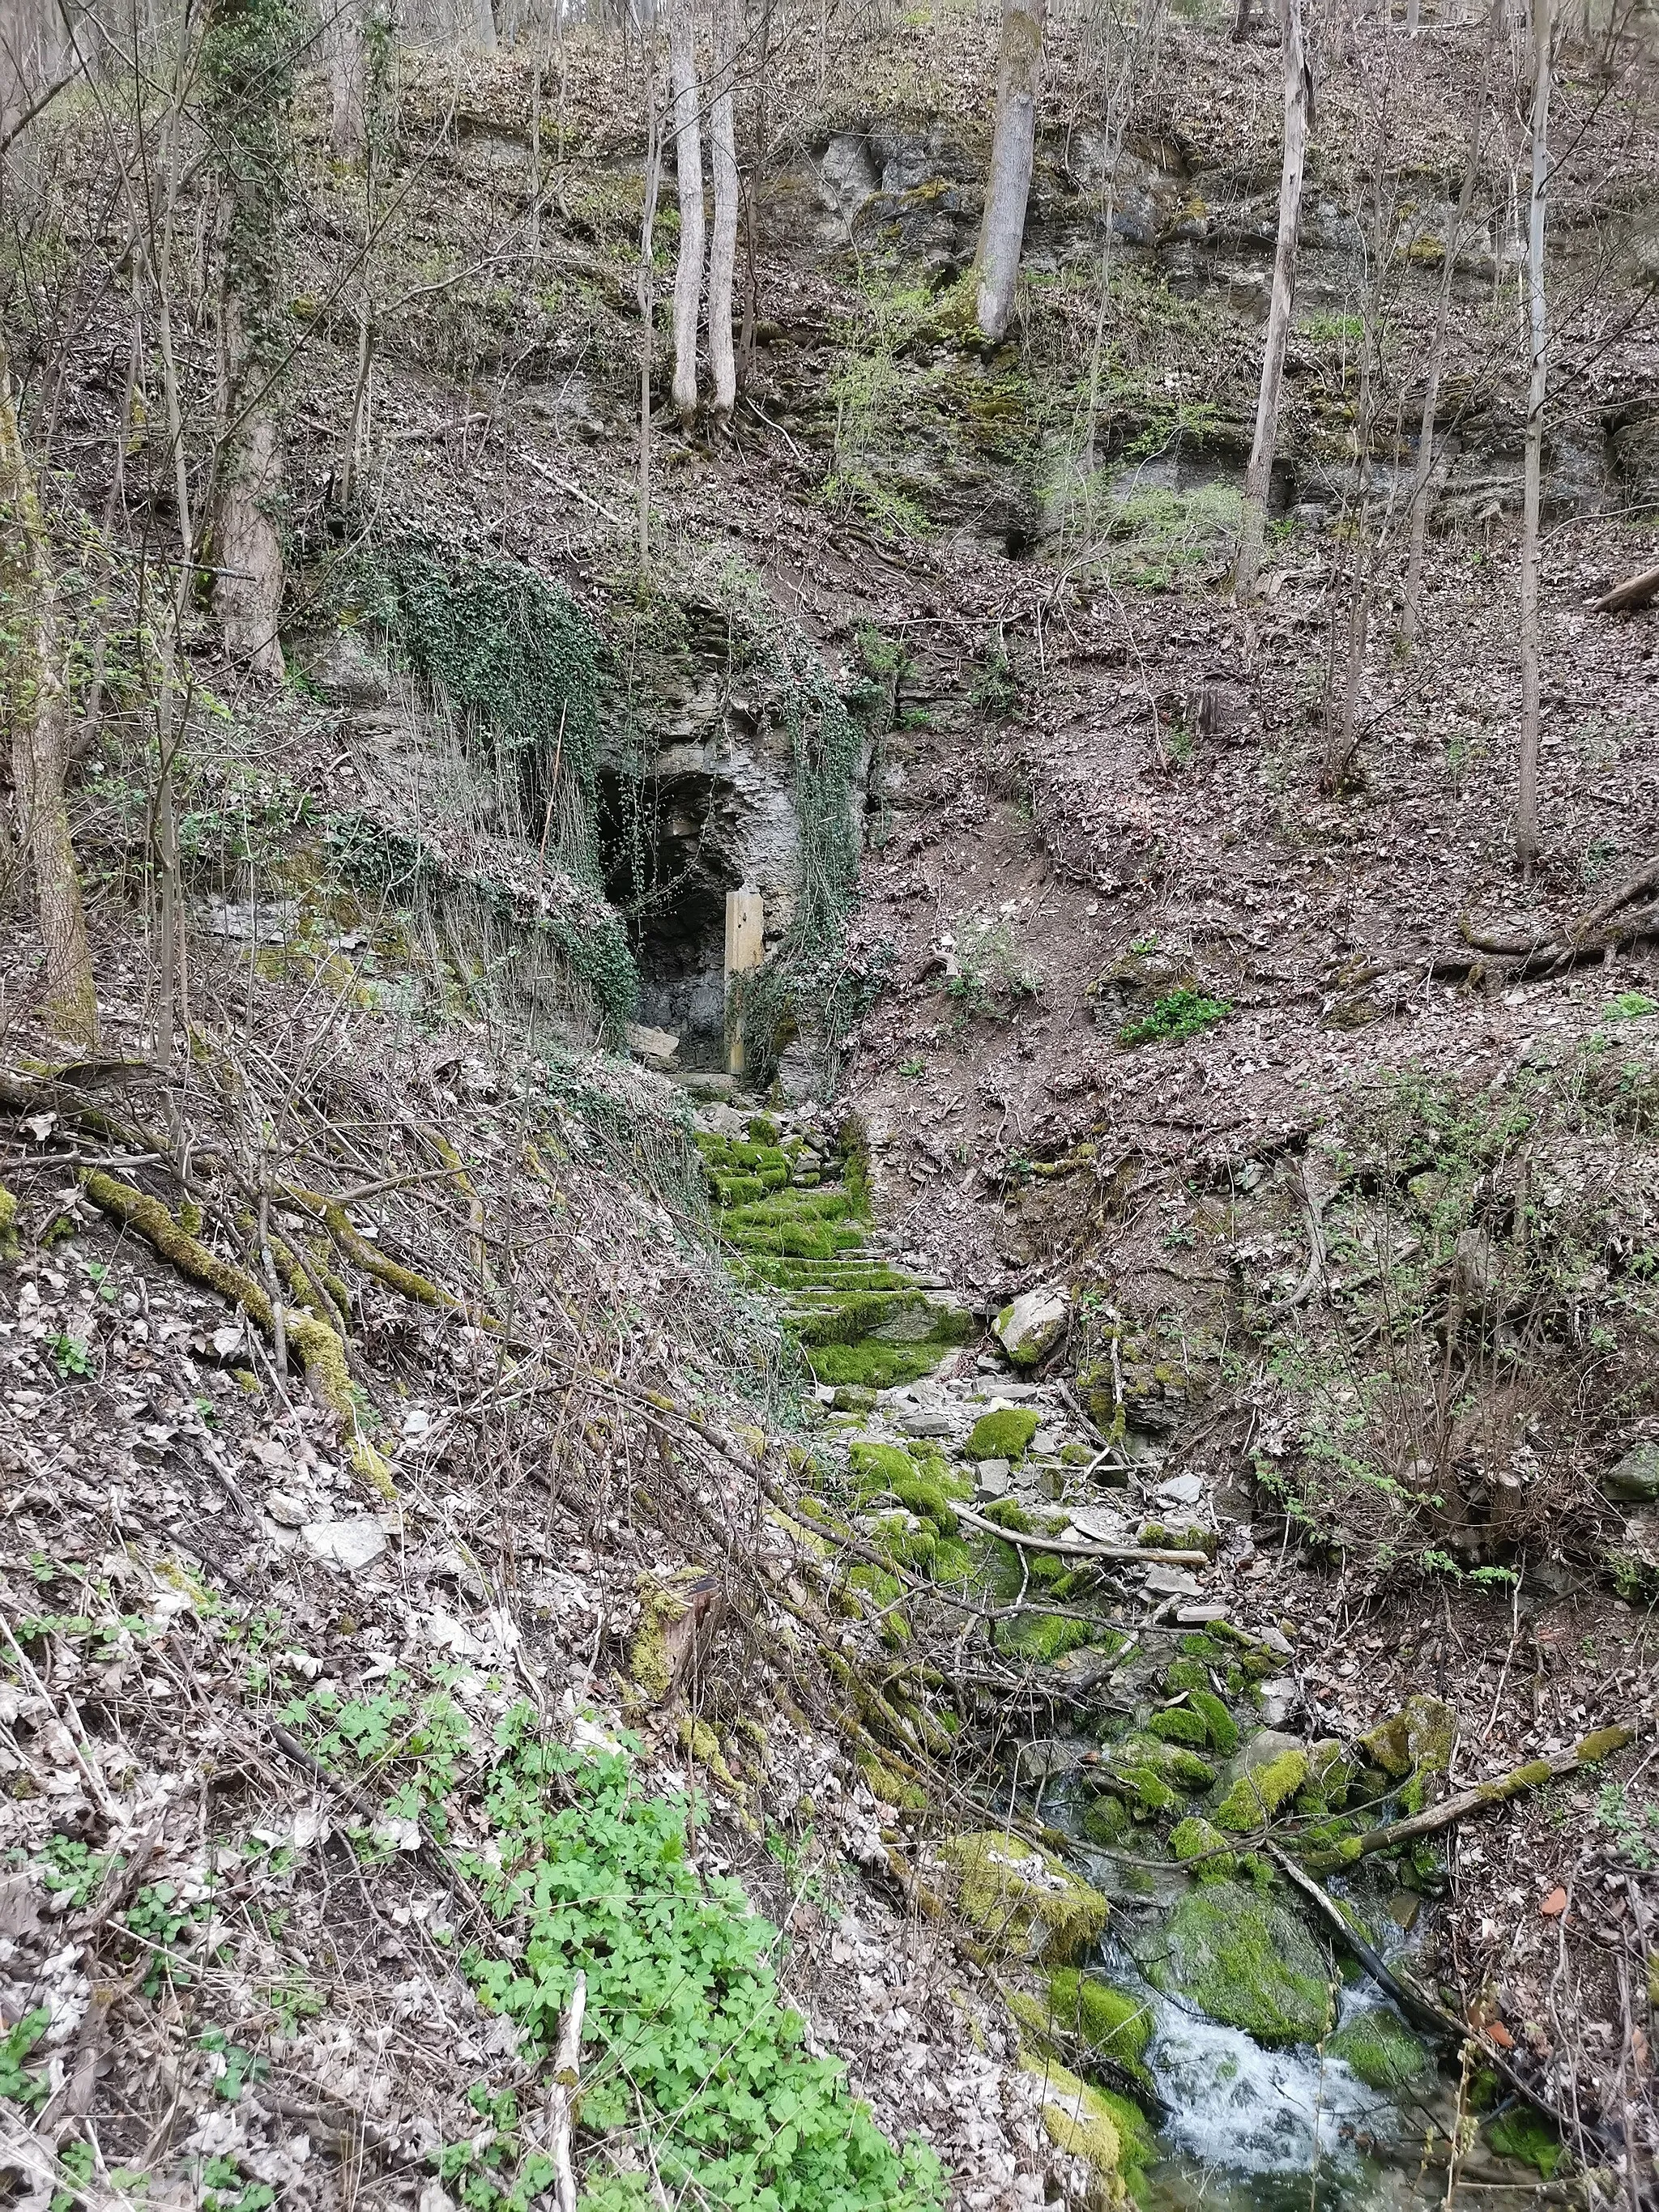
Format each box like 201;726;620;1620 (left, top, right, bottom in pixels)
693;1121;979;1386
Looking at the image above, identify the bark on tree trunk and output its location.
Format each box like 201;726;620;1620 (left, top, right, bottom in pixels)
668;0;705;428
328;0;366;162
1398;0;1496;652
637;39;663;565
707;0;739;426
207;0;294;684
1514;0;1550;877
1233;0;1309;601
215;302;287;681
0;339;96;1046
975;0;1047;343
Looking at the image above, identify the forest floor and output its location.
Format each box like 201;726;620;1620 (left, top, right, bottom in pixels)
3;2;1658;2205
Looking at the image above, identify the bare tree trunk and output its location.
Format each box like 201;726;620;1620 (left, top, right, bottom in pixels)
975;0;1047;343
707;0;739;425
668;0;704;428
1232;0;1256;36
206;0;295;683
474;0;498;48
0;339;96;1046
1398;0;1496;651
329;0;366;161
637;36;663;565
215;304;287;681
1233;0;1310;600
1515;0;1550;876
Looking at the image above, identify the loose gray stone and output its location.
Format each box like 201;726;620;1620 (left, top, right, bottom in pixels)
975;1459;1013;1498
1143;1564;1204;1597
1603;1443;1659;1502
1157;1472;1206;1508
301;1516;388;1571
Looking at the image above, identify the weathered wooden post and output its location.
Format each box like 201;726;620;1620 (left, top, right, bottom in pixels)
724;886;764;1076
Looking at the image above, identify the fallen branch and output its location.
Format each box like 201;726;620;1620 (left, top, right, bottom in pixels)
548;1970;588;2212
953;1501;1209;1567
1350;1725;1633;1860
1592;560;1659;615
1576;852;1659;939
1265;1843;1597;2146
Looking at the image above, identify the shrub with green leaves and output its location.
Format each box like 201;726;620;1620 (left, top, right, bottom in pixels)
460;1714;944;2212
1117;988;1231;1046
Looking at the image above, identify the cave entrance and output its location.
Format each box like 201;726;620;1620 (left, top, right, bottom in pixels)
596;766;744;1071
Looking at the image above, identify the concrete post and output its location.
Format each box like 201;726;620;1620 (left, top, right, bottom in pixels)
724;885;764;1075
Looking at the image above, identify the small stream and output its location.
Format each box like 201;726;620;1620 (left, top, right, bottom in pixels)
1034;1784;1513;2210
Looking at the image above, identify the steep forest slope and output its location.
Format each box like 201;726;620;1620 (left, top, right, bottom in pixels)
2;0;1658;2207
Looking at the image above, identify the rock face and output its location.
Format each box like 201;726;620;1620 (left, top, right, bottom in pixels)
1139;1880;1333;2044
1603;1443;1659;1502
994;1286;1070;1368
940;1831;1110;1964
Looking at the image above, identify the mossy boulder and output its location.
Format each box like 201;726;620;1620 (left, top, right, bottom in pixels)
1139;1881;1333;2044
1021;2056;1146;2206
1047;1969;1154;2073
1169;1815;1235;1882
940;1831;1110;1964
1213;1734;1310;1832
1358;1694;1455;1781
1327;2007;1430;2091
1189;1688;1239;1754
1147;1705;1209;1749
966;1405;1041;1460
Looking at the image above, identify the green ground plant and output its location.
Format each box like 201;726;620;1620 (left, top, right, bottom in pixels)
1117;987;1230;1046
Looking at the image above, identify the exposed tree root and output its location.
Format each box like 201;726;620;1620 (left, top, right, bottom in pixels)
77;1170;393;1496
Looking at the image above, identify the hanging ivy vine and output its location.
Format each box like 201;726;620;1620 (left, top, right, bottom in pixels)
732;641;890;1091
334;538;637;1040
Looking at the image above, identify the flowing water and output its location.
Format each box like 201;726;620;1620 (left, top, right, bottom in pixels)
1034;1786;1519;2210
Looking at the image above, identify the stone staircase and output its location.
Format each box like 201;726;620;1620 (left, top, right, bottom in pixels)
689;1100;978;1389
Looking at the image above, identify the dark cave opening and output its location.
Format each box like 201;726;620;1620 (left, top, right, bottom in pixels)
596;767;740;1070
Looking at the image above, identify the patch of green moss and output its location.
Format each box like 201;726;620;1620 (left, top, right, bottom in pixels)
0;1183;18;1259
1082;1794;1130;1848
1023;2057;1136;2196
1047;1971;1154;2073
1214;1748;1309;1833
1140;1880;1333;2044
1179;1633;1224;1661
1486;2105;1562;2179
1147;1706;1209;1748
1161;1658;1209;1694
1169;1815;1236;1882
806;1336;952;1387
966;1406;1041;1460
1188;1688;1239;1754
1326;2008;1429;2091
848;1440;970;1532
942;1832;1109;1964
996;1609;1097;1665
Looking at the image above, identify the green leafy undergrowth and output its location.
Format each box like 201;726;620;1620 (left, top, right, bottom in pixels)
1117;989;1232;1048
460;1712;944;2212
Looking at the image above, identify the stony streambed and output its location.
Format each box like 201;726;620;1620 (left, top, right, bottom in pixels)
688;1097;1570;2208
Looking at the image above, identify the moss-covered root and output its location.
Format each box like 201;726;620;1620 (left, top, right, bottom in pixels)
0;1181;19;1259
79;1171;393;1498
283;1184;465;1316
1350;1725;1634;1861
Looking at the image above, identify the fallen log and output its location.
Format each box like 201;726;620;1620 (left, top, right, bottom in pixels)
1593;560;1659;615
953;1501;1210;1567
1350;1725;1633;1860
